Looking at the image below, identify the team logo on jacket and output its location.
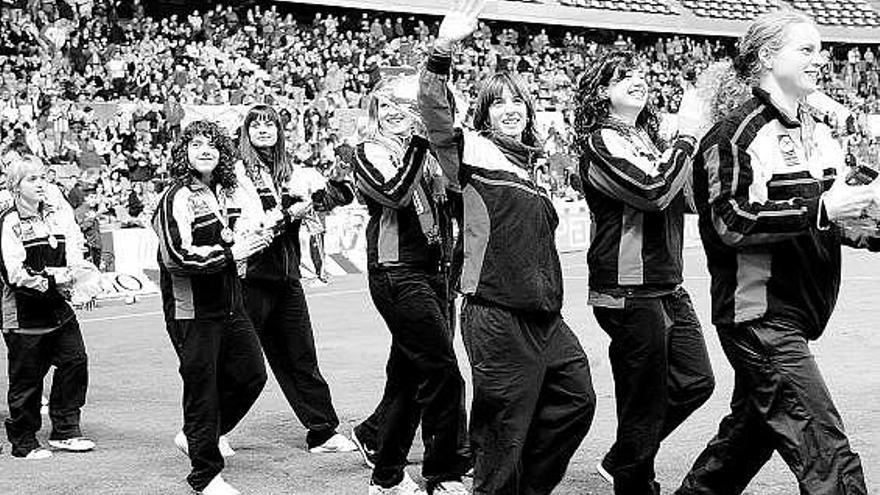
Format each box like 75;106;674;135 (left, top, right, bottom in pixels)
777;135;800;167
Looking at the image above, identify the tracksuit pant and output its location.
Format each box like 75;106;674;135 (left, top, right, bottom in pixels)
4;319;88;457
166;308;267;492
462;299;596;495
367;267;470;492
593;287;715;495
242;278;339;449
676;320;867;495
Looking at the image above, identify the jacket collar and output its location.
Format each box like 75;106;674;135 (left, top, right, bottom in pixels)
752;87;803;129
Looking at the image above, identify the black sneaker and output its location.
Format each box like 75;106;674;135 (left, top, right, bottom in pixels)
351;428;377;469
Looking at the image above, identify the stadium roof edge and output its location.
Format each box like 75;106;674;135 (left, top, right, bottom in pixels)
279;0;880;43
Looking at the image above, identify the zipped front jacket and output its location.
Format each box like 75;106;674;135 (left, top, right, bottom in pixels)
353;135;444;271
0;200;87;334
152;179;240;321
221;160;355;283
580;124;696;299
419;52;563;314
695;87;874;339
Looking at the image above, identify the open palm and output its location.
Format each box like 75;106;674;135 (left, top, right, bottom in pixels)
437;0;487;46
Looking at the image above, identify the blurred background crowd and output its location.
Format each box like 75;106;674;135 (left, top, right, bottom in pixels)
2;0;880;270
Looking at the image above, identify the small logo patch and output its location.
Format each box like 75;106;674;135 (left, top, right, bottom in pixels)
777;135;800;167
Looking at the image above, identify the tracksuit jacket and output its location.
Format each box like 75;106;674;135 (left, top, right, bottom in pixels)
354;135;443;270
220;160;354;282
695;87;878;339
0;201;87;334
152;179;241;321
580;124;696;298
419;56;563;315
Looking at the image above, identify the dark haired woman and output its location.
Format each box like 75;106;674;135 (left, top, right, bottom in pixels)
228;105;357;453
352;76;469;495
571;50;715;495
419;2;596;493
153;120;268;495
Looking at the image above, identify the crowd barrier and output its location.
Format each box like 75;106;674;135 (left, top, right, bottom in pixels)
99;200;703;296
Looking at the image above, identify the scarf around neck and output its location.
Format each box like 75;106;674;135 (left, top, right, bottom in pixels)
482;130;543;171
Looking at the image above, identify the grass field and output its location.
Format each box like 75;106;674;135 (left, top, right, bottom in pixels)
0;248;877;495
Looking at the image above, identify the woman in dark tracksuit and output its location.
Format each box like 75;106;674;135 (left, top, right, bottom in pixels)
419;3;596;494
0;155;101;460
229;105;357;453
154;121;268;495
352;77;470;495
572;51;715;495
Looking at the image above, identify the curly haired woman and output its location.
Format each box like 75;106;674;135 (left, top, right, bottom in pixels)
572;50;715;495
153;120;268;495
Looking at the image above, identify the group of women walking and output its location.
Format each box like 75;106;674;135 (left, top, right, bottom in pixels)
0;2;874;495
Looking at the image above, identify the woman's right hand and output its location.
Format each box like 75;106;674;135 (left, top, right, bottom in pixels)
231;231;270;262
435;0;486;53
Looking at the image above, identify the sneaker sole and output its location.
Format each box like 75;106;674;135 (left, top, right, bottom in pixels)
47;441;94;452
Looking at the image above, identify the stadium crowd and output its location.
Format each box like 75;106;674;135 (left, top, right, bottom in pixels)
1;0;880;268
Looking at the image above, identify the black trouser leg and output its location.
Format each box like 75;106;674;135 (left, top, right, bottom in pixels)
166;310;266;492
368;268;468;490
47;320;89;441
520;320;596;495
4;332;52;456
595;290;713;495
677;322;867;495
217;311;267;435
355;355;397;453
243;279;339;448
660;289;715;440
463;302;593;495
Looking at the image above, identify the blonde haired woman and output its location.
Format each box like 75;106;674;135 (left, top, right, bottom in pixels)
676;11;873;494
0;155;101;460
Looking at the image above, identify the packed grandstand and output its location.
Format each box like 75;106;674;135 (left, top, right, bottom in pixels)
1;0;879;246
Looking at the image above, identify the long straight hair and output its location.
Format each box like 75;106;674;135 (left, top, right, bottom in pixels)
239;105;292;185
472;72;540;147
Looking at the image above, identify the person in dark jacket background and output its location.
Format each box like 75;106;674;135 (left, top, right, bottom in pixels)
419;2;596;493
573;50;714;495
226;105;357;454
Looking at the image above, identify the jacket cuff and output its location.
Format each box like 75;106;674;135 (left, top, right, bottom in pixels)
675;135;697;155
427;53;452;75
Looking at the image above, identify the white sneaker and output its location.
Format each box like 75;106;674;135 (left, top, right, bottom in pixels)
432;480;469;494
47;437;95;452
175;431;235;458
368;471;425;495
22;447;53;460
309;432;358;453
217;435;236;457
200;474;240;495
596;461;614;484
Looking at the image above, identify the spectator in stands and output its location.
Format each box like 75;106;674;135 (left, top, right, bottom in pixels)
420;2;595;494
0;155;101;460
153;120;268;495
229;105;358;455
73;184;103;269
572;49;715;495
677;12;873;495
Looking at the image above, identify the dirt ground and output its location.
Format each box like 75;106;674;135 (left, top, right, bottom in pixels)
0;248;876;494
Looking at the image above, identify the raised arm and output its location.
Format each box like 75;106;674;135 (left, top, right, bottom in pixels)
417;0;485;188
353;137;429;209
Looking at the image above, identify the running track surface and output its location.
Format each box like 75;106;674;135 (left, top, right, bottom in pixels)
0;248;877;494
